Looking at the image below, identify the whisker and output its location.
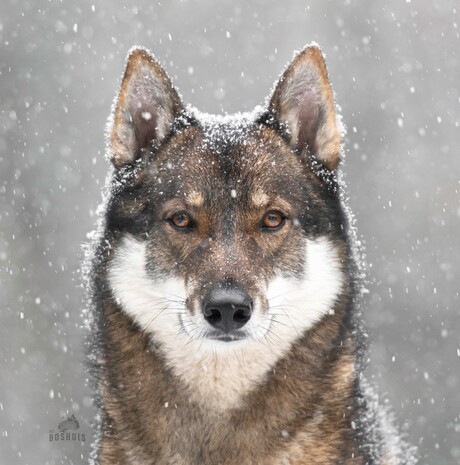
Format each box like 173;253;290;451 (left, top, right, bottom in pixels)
267;288;308;301
279;306;301;336
251;329;271;351
267;317;289;328
259;324;283;343
152;290;186;301
269;305;304;324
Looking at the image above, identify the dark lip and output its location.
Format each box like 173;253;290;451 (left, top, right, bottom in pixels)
206;332;247;343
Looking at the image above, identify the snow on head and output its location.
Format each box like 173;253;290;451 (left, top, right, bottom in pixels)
188;105;265;152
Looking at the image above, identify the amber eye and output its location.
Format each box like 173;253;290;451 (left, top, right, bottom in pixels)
261;211;286;231
169;212;193;230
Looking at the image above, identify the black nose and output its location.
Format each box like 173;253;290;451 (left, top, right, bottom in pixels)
203;288;252;333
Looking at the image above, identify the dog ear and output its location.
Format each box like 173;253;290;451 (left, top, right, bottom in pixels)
269;45;341;171
108;47;184;168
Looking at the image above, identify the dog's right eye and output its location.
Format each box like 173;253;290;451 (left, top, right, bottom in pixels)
168;212;194;230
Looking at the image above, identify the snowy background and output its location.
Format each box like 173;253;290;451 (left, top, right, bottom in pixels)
1;1;459;464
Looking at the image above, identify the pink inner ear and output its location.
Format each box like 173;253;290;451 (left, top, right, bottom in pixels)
295;90;322;155
133;107;158;152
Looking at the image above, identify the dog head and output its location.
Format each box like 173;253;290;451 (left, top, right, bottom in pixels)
106;46;347;352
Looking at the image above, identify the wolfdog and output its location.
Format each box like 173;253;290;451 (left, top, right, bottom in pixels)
86;44;416;465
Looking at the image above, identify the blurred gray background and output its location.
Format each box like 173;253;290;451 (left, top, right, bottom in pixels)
1;0;459;464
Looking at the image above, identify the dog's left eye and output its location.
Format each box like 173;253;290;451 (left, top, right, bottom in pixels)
261;211;286;231
168;212;194;230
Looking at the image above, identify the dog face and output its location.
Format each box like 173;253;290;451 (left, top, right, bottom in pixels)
107;46;346;354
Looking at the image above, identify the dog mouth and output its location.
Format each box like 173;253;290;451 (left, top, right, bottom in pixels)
205;331;248;343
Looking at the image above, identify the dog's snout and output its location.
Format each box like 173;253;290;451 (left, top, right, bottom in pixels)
203;288;252;333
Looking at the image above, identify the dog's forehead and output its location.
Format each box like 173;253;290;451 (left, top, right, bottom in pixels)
154;118;305;199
